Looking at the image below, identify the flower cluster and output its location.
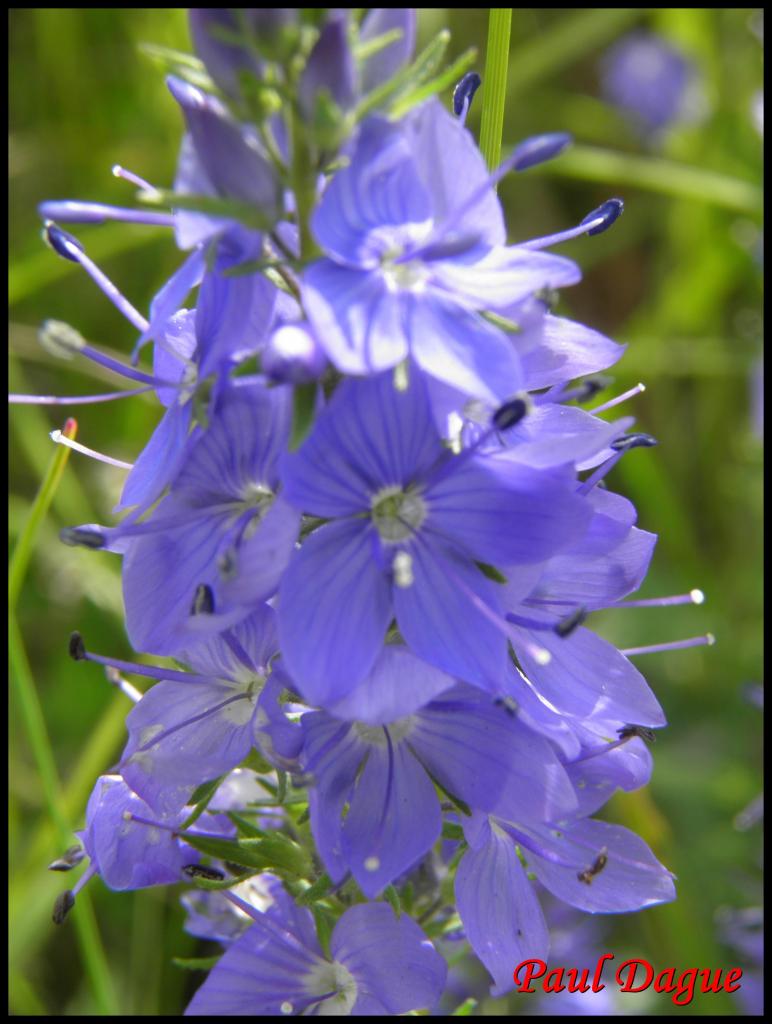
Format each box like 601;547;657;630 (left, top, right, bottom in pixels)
23;9;714;1015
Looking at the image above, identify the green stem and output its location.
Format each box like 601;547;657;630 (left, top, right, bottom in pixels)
9;614;119;1014
541;145;763;216
479;9;512;174
289;107;319;263
9;417;77;612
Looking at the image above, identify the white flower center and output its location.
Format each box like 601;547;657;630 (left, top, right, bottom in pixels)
371;485;426;542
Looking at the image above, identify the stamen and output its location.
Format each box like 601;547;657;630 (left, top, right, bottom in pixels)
10;385;154;406
68;633;223;686
617;724;657;744
519;198;624;251
611;590;705;609
104;666;143;704
510;132;572;172
591;382;646;415
554;607;588;637
48;845;86;872
50;429;134;470
191;583;215;615
577;846;608;884
52;890;76;925
42;222;149;334
60;526;107;549
112;164;154;192
577;434;656;495
39;200;174;228
609;432;657;452
492;395;529;431
621;634;715;656
38;319;166;388
453;71;481;125
182;864;226;881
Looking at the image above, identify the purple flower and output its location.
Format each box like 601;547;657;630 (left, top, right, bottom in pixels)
107;380;299;654
278;368;591;701
185;886;447;1015
455;810;675;995
75;775;198;892
120;605;301;816
301;101;580;401
301;656;577;896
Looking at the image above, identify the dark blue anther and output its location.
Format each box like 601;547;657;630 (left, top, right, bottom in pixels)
52;890;75;925
581;198;624;236
573;375;613;402
60;526;106;549
610;432;658;452
554;606;588;637
453;71;481;117
511;132;572;172
191;583;215;615
68;632;86;661
43;222;85;262
493;397;528;431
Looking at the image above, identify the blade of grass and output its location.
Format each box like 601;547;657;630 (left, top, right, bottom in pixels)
9;614;119;1013
9;417;78;611
479;9;511;174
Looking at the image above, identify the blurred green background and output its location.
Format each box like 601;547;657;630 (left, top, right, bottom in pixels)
9;8;763;1017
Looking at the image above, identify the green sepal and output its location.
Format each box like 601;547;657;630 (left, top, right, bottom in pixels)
181;774;227;831
383;885;401;917
475;561;508;584
296;872;333;906
290;381;318;450
312;905;336;960
390;47;478;119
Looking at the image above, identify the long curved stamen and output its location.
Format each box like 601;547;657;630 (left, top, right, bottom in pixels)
38;320;176;388
112;164;154;192
577;433;657;495
69;633;225;686
610;590;705;609
104;666;143;703
50;429;134;470
622;634;715;656
519;198;624;251
591;382;646;415
39;200;174;228
10;385;155;406
43;222;149;333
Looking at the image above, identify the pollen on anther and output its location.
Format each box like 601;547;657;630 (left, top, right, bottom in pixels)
690;589;705;605
706;632;716;646
280;1001;294;1015
364;856;380;872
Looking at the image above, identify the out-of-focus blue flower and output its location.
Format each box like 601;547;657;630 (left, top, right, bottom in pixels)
185;885;447;1015
600;31;698;136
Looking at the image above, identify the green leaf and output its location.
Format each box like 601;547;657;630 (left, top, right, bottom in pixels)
225;811;266;839
354;27;404;62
